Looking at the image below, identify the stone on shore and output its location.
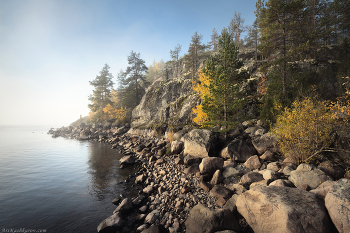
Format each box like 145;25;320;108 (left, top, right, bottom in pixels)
237;186;330;233
141;224;167;233
185;204;241;233
199;157;224;175
183;129;217;158
289;164;332;189
97;213;124;232
220;138;257;162
325;179;350;233
171;140;184;154
119;155;136;166
113;198;133;214
252;133;277;155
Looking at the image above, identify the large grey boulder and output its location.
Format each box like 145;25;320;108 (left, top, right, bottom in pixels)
289;164;332;189
325;179;350;233
220;138;257;162
252;133;277;155
183;129;217;158
237;186;330;233
185;204;241;233
97;213;124;232
199;157;224;175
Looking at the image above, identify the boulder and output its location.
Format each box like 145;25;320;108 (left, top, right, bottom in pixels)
260;150;277;161
141;225;167;233
97;213;124;232
310;180;336;199
119;155;136;166
185;204;241;233
289;168;332;189
222;167;242;179
184;164;200;175
220;138;257;162
325;178;350;233
263;169;278;181
114;125;129;135
145;210;160;224
210;170;224;185
199;157;224;175
266;161;282;172
209;185;234;200
223;194;239;213
237;186;330;233
268;179;289;187
183;129;217;158
171;140;184;154
250;180;268;189
223;160;236;169
113;198;133;214
243;155;261;171
252;133;277;155
240;172;264;188
184;155;202;166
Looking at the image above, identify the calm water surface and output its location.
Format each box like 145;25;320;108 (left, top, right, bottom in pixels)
0;125;136;233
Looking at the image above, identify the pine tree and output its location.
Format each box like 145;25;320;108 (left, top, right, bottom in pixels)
201;28;249;128
117;51;148;110
245;18;260;60
228;12;245;49
185;32;206;80
88;64;114;122
207;28;219;51
170;44;182;77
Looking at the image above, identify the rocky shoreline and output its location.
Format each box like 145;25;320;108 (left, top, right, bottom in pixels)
49;121;349;233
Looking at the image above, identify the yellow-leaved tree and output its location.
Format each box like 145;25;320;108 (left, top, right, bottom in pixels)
191;70;210;127
102;90;126;121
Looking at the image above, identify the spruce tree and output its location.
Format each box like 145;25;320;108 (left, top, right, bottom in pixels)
186;32;206;79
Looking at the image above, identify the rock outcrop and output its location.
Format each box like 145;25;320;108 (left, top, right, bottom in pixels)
131;77;198;129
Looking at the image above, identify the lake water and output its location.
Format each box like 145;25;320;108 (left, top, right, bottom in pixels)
0;125;136;233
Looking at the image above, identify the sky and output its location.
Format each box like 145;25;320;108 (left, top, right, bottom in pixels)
0;0;257;127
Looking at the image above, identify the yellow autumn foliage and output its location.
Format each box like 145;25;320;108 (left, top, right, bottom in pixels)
272;98;335;164
191;70;210;127
102;90;127;121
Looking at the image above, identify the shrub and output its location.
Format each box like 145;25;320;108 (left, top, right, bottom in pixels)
272;98;335;164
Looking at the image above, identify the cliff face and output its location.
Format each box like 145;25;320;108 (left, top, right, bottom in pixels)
131;76;199;129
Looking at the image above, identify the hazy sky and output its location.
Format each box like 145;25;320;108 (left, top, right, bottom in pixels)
0;0;257;127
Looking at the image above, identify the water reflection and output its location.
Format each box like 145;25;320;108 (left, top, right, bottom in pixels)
86;141;137;201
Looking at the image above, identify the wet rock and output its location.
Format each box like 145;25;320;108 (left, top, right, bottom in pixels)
220;138;257;162
325;179;350;233
113;198;133;214
120;155;136;166
185;204;241;233
199;157;224;175
243;155;261;171
183;129;218;158
97;213;124;232
112;196;121;206
141;224;167;233
237;186;330;233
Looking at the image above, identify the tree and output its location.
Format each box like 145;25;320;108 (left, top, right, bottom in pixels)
88;64;114;122
170;44;182;77
256;0;306;95
199;28;249;128
117;51;148;110
228;11;245;49
245;18;260;60
146;59;165;83
186;32;206;79
207;28;219;51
